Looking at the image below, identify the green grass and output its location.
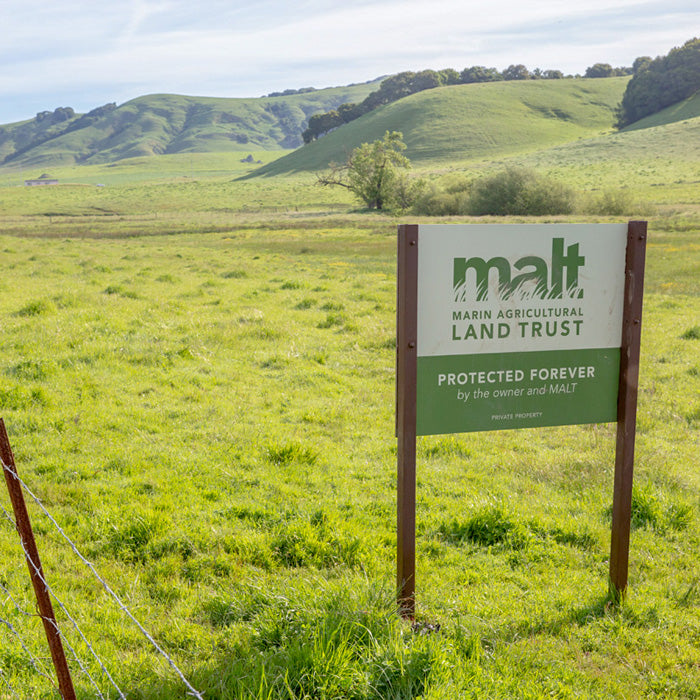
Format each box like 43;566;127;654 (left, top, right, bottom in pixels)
0;151;293;187
512;112;700;206
0;165;355;235
0;213;698;697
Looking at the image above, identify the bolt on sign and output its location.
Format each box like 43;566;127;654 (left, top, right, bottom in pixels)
396;222;647;618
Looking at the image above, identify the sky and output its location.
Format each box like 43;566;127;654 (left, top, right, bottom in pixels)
0;0;698;124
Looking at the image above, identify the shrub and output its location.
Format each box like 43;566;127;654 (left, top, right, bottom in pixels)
467;167;575;216
411;175;471;216
586;188;636;215
412;188;467;216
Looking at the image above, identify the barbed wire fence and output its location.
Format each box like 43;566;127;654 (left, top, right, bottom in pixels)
1;502;126;699
0;419;204;699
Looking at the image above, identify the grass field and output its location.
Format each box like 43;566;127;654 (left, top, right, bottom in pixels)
0;85;699;696
0;199;699;698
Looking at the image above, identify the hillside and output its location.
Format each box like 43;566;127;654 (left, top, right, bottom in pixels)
621;89;700;131
512;105;700;202
0;81;381;167
247;77;629;176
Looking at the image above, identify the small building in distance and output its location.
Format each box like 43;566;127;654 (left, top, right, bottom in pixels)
25;173;58;186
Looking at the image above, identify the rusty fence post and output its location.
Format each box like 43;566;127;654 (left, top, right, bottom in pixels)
609;221;647;600
396;225;419;618
0;418;76;699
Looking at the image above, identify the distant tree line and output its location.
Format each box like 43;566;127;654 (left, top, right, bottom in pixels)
35;107;75;125
32;103;117;131
583;63;632;78
302;63;632;143
616;37;700;127
266;87;318;97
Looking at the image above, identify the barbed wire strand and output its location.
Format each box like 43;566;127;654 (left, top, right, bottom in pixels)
0;615;55;687
2;506;115;699
0;579;56;690
1;580;36;618
45;615;110;700
0;665;22;700
1;504;119;700
2;510;121;699
1;460;204;700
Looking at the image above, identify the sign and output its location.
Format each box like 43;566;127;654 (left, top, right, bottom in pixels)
415;224;628;434
395;222;647;618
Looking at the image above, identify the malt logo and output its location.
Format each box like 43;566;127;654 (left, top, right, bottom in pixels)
453;238;585;302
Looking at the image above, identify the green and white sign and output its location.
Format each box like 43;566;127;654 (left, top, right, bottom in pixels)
416;224;628;434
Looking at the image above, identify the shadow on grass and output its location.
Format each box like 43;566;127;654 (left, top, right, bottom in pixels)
503;592;628;644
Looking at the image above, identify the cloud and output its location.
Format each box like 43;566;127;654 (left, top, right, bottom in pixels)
0;0;698;122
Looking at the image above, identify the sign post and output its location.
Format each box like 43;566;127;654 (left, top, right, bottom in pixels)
396;222;646;617
396;224;419;617
609;221;647;598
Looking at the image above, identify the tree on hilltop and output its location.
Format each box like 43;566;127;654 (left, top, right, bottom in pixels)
585;63;615;78
438;68;461;85
632;56;652;74
585;63;631;78
460;65;502;83
502;64;531;80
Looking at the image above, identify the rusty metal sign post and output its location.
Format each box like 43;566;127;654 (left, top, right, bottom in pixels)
396;225;419;617
396;222;647;618
0;418;77;699
609;220;647;598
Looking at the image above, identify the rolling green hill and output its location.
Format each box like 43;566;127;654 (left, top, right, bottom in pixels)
511;106;700;204
3;73;699;195
248;77;630;176
621;89;700;131
0;81;381;167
